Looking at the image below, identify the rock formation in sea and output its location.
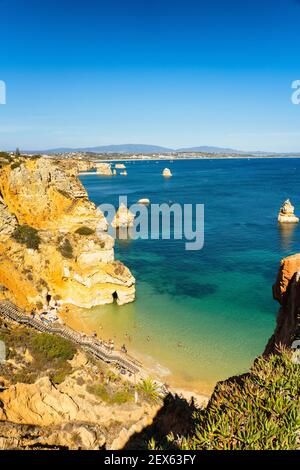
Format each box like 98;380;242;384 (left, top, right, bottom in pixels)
115;163;126;169
111;203;135;228
138;198;150;205
278;199;299;224
120;170;128;176
0;157;135;309
162;168;172;177
96;163;113;175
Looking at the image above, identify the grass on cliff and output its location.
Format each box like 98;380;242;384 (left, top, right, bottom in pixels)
149;349;300;451
12;224;41;250
87;383;134;405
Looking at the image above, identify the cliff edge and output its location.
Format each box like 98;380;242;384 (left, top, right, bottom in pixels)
264;253;300;354
0;156;135;310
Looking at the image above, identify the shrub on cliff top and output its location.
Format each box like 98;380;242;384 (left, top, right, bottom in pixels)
148;349;300;450
137;378;162;404
10;161;21;170
12;224;41;250
31;333;76;361
58;237;74;259
75;226;95;236
87;383;133;405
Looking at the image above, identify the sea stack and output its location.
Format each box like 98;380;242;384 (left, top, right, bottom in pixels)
111;203;135;228
115;163;126;169
278;199;299;224
137;198;150;205
162;168;172;177
120;170;127;176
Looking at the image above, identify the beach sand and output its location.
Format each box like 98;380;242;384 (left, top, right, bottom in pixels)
60;304;210;407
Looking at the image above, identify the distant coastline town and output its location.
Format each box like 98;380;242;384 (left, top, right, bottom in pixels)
5;144;300;162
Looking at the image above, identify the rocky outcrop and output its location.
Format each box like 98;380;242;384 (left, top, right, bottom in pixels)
111;203;135;228
115;163;126;169
278;199;299;224
264;254;300;355
162;168;172;177
0;157;135;309
0;316;159;450
96;163;113;176
0;376;155;431
138;198;150;205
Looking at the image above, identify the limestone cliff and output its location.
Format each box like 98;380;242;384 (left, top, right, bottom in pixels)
0;317;159;450
264;253;300;355
0;157;135;310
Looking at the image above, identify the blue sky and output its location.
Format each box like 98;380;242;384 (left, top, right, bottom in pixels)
0;0;300;151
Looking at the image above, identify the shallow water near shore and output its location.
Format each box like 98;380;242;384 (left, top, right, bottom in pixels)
79;158;300;394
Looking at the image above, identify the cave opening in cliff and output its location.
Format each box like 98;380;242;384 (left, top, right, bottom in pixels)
46;293;52;304
112;291;118;302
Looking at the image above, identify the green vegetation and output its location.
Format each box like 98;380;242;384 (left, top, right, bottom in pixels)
0;151;11;160
0;152;13;166
137;378;162;404
12;224;41;250
87;383;133;405
149;349;300;450
58;237;74;259
0;325;76;385
31;333;76;361
75;226;95;236
10;161;21;170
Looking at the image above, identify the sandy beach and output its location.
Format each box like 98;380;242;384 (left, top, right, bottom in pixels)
60;304;210;407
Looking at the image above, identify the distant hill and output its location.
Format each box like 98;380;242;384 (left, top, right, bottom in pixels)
177;146;246;154
22;143;300;156
35;144;173;154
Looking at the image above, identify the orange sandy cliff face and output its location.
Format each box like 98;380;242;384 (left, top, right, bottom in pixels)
264;253;300;355
0;157;135;311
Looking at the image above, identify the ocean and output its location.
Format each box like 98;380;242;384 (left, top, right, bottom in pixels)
79;158;300;394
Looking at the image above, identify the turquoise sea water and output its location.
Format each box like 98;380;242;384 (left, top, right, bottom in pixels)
79;159;300;393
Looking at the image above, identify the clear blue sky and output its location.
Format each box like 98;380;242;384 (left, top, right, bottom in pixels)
0;0;300;152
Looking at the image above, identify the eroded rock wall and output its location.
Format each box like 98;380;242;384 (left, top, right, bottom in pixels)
264;254;300;355
0;157;135;310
